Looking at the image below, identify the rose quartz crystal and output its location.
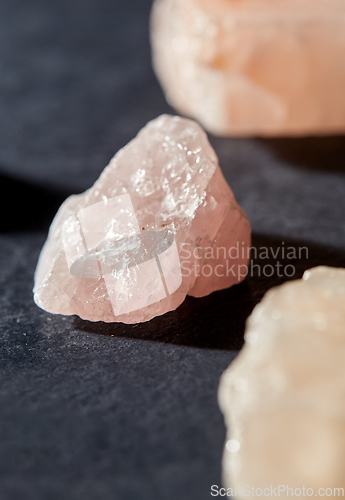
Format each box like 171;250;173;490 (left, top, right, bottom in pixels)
218;266;345;497
33;115;251;324
151;0;345;137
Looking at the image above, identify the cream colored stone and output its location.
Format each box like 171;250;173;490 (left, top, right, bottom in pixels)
219;266;345;497
151;0;345;136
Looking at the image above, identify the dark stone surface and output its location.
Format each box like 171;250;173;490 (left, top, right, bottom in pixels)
0;1;344;499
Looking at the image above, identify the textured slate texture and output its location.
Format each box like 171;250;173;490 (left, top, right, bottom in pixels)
0;1;345;499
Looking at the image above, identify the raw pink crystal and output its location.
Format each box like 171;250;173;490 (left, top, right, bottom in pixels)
218;266;345;495
33;115;251;324
151;0;345;137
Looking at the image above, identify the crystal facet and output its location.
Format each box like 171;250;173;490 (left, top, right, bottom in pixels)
34;115;251;323
219;266;345;494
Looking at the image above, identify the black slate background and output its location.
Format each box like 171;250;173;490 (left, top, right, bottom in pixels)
0;1;345;499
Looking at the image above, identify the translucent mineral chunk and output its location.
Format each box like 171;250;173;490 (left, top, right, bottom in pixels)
34;115;251;323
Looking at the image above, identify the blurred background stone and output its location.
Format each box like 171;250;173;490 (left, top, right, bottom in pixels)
151;0;345;137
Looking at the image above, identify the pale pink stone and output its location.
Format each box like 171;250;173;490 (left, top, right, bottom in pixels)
218;267;345;496
33;115;251;324
151;0;345;137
